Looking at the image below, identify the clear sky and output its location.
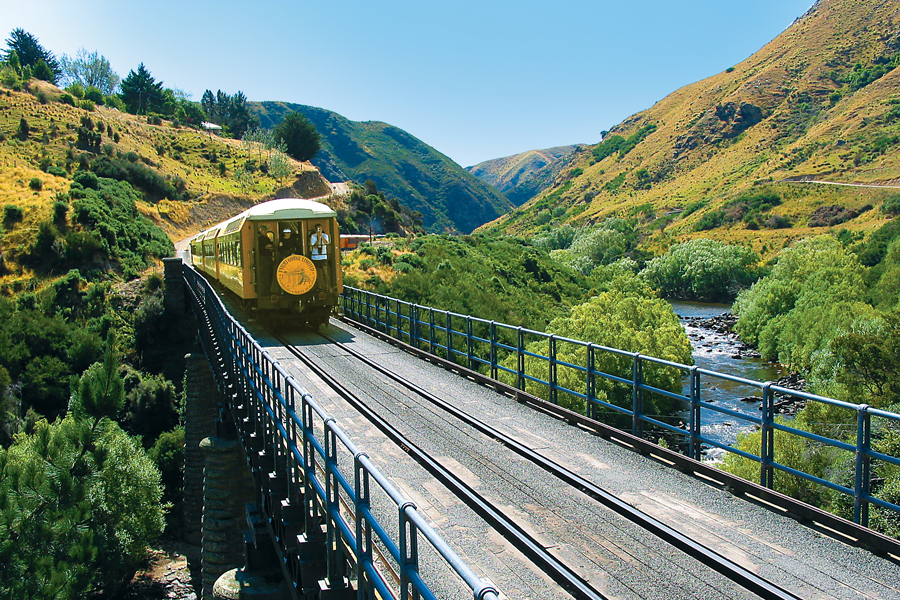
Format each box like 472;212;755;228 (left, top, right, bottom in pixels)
4;0;815;167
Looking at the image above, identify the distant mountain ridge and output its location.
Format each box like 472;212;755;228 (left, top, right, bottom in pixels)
482;0;900;256
467;145;580;206
251;101;513;233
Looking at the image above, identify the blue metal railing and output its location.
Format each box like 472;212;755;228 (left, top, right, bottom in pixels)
340;286;900;530
183;265;500;600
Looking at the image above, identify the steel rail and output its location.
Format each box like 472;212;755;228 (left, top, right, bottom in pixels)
315;328;804;600
274;332;609;600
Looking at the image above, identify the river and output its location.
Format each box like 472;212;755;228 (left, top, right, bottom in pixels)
669;301;786;453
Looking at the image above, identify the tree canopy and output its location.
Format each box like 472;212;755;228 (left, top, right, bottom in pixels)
60;48;120;95
119;63;164;115
3;29;60;81
274;111;321;162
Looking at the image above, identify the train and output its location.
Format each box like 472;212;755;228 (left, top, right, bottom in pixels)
189;197;342;328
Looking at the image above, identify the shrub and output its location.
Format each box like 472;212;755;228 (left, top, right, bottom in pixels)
73;170;100;190
17;118;29;140
640;239;760;300
28;177;42;191
79;99;95;111
59;92;75;106
46;165;66;177
882;195;900;216
3;205;24;228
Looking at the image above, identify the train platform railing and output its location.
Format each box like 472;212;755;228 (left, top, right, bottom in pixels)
340;286;900;532
182;264;500;600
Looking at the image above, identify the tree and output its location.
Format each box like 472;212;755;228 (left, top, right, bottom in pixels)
200;89;258;138
59;48;120;95
118;63;164;115
498;285;693;420
0;337;165;598
275;111;320;161
268;150;293;186
640;239;759;300
3;29;60;81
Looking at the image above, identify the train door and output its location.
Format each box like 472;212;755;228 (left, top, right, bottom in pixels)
255;223;276;298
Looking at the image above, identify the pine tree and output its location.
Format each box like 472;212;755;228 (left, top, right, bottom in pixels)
119;63;164;115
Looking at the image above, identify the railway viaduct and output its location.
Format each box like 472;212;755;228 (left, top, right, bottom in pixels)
162;257;900;600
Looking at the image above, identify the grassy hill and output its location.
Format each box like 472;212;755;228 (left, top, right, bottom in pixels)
252;101;513;233
482;0;900;258
466;145;580;206
0;80;337;282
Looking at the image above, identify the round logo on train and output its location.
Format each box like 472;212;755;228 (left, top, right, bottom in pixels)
276;255;317;295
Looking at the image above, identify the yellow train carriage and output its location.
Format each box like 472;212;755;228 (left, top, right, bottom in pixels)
189;198;342;328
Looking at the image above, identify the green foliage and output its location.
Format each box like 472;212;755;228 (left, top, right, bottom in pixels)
548;219;639;275
32;59;53;82
274;111;320;161
118;63;164;115
591;124;658;164
59;48;120;95
720;415;834;507
88;155;186;201
121;367;180;446
733;236;870;370
855;219;900;267
3;205;23;228
27;177;41;191
498;286;692;421
0;414;165;597
200;89;258;138
829;311;900;408
640;239;759;301
382;235;592;335
882;195;900;216
339;183;422;235
67;177;173;276
3;29;60;82
147;427;184;507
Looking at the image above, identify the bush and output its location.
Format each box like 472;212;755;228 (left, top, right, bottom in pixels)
46;165;66;177
79;99;95;111
28;177;42;191
59;92;75;106
640;239;760;301
882;195;900;216
3;205;24;228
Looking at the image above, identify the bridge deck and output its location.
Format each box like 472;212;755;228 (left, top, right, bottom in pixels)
244;315;899;600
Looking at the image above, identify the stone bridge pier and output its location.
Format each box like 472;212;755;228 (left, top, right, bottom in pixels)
166;258;292;600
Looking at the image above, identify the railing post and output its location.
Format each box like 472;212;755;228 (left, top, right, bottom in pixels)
760;383;774;489
466;316;475;371
429;308;436;355
854;404;871;527
446;312;453;363
586;344;595;420
689;366;701;461
365;290;372;326
355;456;373;596
632;353;643;438
489;321;498;381
399;502;418;600
411;305;420;349
548;335;557;405
516;327;525;391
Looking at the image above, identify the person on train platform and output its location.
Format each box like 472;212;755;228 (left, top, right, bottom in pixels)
279;226;300;257
310;223;330;289
257;225;276;295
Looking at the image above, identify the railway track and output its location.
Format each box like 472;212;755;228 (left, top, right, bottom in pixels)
272;326;804;600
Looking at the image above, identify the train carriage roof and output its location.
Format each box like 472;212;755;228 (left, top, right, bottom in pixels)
244;198;337;220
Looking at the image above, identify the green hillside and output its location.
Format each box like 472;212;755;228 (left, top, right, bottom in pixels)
482;0;900;259
467;145;580;206
252;101;513;233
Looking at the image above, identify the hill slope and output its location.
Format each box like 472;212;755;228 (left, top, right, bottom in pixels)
252;101;513;233
483;0;900;256
0;80;338;271
467;145;580;206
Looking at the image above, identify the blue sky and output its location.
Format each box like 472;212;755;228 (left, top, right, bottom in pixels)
4;0;814;167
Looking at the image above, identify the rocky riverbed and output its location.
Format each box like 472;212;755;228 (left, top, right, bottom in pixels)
682;312;807;416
